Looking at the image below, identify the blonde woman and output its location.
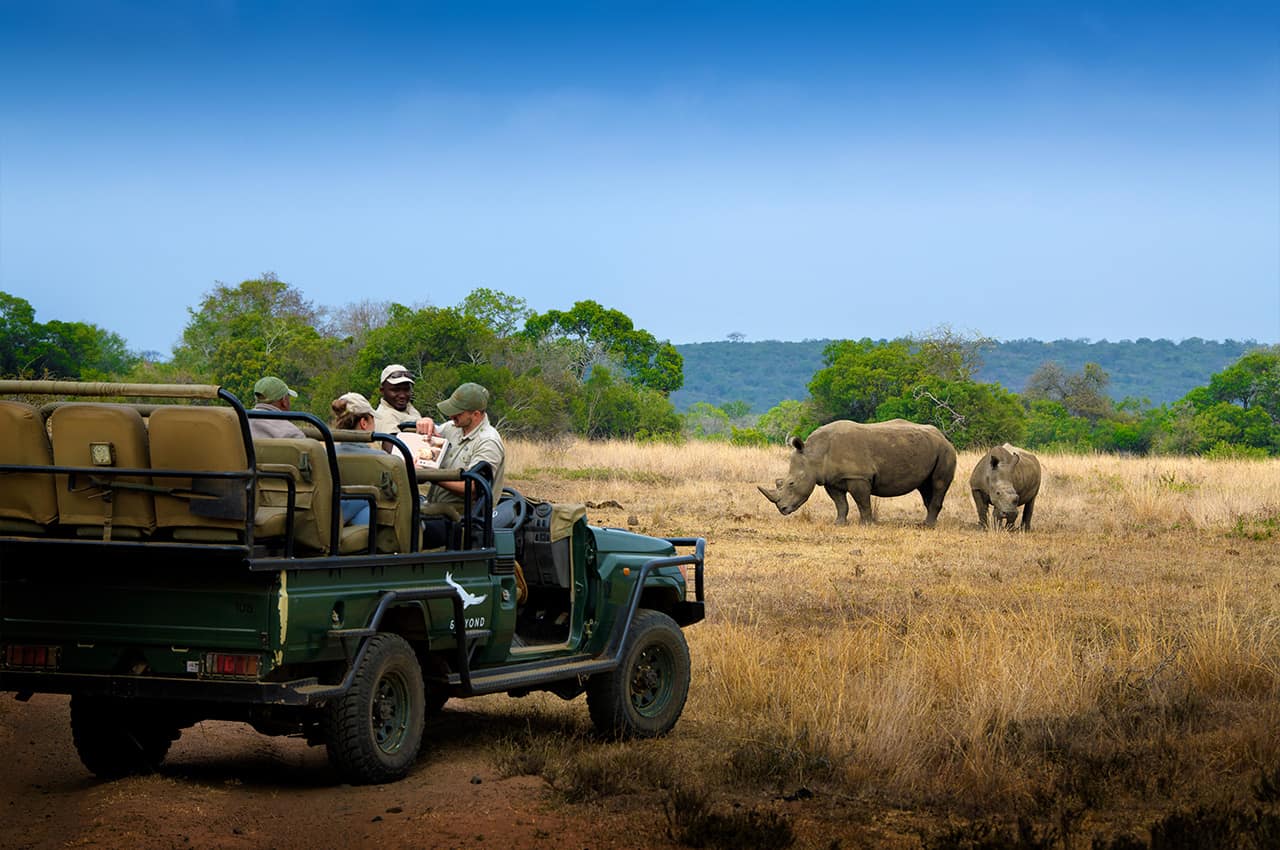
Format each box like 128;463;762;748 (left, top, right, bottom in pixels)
330;392;379;527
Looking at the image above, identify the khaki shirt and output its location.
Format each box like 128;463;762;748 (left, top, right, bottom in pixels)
427;416;505;509
373;399;421;435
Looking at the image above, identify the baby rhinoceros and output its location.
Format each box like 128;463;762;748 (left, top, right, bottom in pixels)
970;444;1041;531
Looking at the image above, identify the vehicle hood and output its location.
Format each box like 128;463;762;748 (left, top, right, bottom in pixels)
590;526;676;557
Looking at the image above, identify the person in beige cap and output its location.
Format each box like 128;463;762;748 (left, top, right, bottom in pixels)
373;364;423;434
330;392;381;528
419;382;505;508
249;376;305;439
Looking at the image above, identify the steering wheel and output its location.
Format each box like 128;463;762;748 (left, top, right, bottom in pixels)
499;486;529;533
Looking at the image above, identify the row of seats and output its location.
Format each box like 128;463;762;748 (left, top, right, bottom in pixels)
0;401;416;556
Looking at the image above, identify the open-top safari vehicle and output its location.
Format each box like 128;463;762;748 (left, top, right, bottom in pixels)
0;381;705;785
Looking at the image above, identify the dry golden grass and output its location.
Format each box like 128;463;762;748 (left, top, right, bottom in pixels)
491;438;1280;837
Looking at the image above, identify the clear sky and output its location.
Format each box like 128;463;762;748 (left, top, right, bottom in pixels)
2;1;1277;357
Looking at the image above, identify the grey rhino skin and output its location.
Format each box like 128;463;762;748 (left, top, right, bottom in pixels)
969;443;1041;531
757;419;958;526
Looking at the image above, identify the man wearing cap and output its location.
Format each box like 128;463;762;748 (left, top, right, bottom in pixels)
419;382;505;509
373;364;423;434
249;376;306;439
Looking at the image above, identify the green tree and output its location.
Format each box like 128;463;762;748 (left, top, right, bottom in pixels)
1024;400;1093;450
1025;361;1114;422
684;402;731;440
0;291;138;379
875;379;1027;450
808;338;921;422
570;366;682;440
461;288;531;338
1201;347;1280;421
756;399;819;443
523;300;683;394
908;324;994;382
171;275;337;406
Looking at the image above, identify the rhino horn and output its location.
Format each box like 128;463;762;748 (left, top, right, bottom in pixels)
757;484;780;504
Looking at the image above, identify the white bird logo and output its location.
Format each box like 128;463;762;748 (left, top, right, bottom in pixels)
444;571;488;609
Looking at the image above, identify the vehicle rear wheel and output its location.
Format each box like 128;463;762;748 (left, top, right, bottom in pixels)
323;633;425;784
70;696;179;779
587;609;690;739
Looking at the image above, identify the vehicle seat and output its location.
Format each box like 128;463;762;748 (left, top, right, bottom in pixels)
335;449;415;554
49;403;155;540
0;401;59;534
149;406;250;543
519;502;585;588
253;438;338;555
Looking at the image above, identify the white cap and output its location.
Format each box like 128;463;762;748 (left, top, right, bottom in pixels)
380;364;414;385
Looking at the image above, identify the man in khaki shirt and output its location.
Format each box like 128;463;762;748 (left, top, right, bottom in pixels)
417;382;505;509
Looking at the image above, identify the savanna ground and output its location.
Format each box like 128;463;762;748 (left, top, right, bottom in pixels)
3;439;1278;849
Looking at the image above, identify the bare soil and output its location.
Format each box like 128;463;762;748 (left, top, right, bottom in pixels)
0;694;933;849
0;694;669;850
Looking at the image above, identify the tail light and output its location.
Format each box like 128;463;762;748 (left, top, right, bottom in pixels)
4;644;60;669
204;652;261;678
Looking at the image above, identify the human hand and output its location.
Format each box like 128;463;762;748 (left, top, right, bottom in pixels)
416;417;436;436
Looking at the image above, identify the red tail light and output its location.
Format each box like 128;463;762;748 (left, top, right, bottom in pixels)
204;652;261;678
4;644;60;669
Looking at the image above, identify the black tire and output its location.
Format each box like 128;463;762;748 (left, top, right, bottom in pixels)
323;633;425;785
587;609;690;739
70;696;179;779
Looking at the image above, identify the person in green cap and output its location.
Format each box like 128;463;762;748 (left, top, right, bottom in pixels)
418;382;505;508
249;376;305;439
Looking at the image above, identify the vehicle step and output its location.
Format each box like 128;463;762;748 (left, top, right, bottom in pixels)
443;653;614;695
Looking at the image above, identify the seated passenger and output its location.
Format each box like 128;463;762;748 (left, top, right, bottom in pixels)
249;376;306;439
331;392;381;529
372;364;423;434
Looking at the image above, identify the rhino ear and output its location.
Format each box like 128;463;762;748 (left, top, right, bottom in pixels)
789;435;805;452
989;454;1000;469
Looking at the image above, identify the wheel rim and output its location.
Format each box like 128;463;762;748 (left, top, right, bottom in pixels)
371;669;412;754
629;643;674;718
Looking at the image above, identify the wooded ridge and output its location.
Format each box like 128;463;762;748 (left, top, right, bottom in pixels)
671;337;1260;413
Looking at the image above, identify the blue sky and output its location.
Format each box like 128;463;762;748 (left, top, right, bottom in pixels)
2;1;1277;357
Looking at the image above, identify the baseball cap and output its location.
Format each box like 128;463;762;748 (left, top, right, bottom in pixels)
253;376;297;402
438;382;489;417
337;391;375;417
380;364;415;385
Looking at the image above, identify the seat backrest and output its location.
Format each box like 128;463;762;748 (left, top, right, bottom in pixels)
149;406;250;541
336;448;414;553
253;438;336;554
49;403;155;538
0;401;59;530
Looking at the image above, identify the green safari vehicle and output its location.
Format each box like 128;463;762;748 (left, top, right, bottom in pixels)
0;381;705;784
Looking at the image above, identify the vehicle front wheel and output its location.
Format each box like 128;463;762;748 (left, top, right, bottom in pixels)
70;696;180;779
587;609;690;739
323;633;426;785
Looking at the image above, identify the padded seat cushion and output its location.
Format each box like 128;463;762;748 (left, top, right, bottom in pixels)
149;406;250;538
0;401;58;526
49;404;154;535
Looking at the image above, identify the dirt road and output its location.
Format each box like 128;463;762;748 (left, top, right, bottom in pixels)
0;694;681;850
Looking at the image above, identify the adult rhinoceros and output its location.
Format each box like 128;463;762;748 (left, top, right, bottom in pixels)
969;443;1041;531
757;419;958;526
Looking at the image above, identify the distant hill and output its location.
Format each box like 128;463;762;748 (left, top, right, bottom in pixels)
670;338;1261;414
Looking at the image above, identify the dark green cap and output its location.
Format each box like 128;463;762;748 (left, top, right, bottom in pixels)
438;382;489;417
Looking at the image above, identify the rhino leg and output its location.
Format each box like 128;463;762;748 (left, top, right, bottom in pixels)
846;479;875;524
922;476;951;528
972;488;990;529
824;484;850;525
1019;497;1035;532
